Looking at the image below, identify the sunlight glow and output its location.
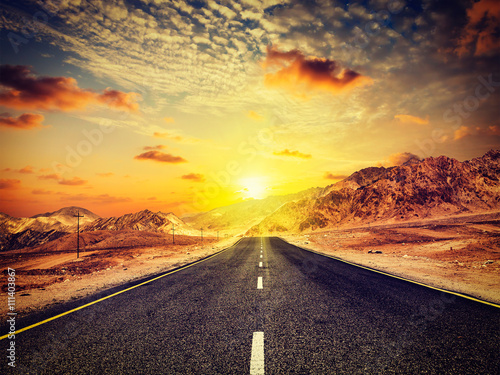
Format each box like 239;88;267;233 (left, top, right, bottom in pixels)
238;177;268;200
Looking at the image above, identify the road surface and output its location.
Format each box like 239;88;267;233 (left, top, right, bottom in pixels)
2;237;499;374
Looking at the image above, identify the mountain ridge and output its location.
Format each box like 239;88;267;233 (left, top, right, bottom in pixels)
246;149;500;235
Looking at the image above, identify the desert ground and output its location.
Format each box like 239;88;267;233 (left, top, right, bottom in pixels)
284;211;500;305
2;212;499;318
1;231;237;316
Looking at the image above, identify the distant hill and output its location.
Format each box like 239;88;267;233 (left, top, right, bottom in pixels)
183;188;322;234
0;206;100;251
0;208;195;251
82;209;197;236
247;149;500;235
32;206;100;226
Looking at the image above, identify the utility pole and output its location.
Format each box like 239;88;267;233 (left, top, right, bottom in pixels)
172;223;175;244
74;210;84;258
200;227;203;241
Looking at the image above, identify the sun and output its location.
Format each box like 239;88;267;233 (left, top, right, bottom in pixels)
238;177;268;200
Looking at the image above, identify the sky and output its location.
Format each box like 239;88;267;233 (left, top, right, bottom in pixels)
0;0;499;218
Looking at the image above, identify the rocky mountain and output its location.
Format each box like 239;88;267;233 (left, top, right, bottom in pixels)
0;208;195;251
32;206;100;227
0;206;100;251
247;150;500;235
82;209;197;236
183;188;322;234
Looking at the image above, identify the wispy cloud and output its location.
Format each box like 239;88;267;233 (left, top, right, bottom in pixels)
134;151;187;163
324;172;348;180
58;177;88;186
0;179;20;189
246;110;263;121
181;173;205;182
379;152;421;167
394;114;429;125
273;149;312;159
143;145;166;151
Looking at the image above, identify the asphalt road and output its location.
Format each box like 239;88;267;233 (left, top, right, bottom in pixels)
2;237;499;374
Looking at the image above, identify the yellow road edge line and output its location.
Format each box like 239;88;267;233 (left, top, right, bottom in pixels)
288;240;500;309
1;239;242;341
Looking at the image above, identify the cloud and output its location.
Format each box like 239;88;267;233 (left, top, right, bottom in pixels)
39;173;61;180
181;173;205;182
153;132;198;144
324;172;348;180
0;65;140;112
455;0;500;57
164;117;175;123
58;177;88;186
18;166;35;174
134;151;187;163
143;145;166;151
488;125;500;136
381;152;421;167
0;179;21;189
262;46;373;96
247;110;263;121
394;114;429;125
273;149;312;159
454;125;472;140
96;172;114;177
32;188;54;195
0;113;46;130
454;125;500;140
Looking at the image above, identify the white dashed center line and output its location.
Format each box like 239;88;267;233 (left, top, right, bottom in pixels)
250;332;265;374
260;254;263;258
257;276;263;289
259;262;262;268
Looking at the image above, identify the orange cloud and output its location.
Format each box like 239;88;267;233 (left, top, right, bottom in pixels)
153;132;186;143
273;149;312;159
32;189;54;194
181;173;205;182
143;145;166;151
453;125;500;140
394;114;429;125
262;46;373;95
18;166;35;174
324;172;348;180
380;152;421;167
455;0;500;56
454;126;472;140
58;177;87;186
38;173;61;180
488;125;500;136
0;179;20;189
134;151;187;163
164;117;175;123
0;65;140;112
247;110;263;121
0;113;46;130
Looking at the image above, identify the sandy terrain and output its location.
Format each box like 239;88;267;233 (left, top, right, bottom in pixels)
1;234;237;317
283;213;500;305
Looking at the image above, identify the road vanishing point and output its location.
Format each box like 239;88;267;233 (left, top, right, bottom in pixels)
1;237;499;374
